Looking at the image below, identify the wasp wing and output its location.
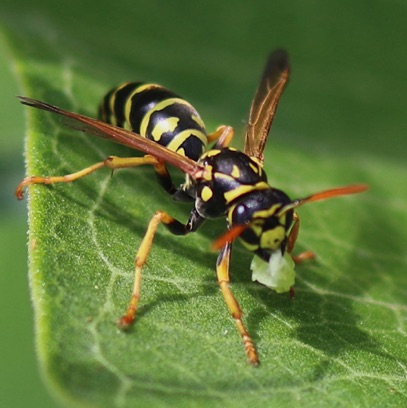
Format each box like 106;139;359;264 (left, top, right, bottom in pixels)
18;96;202;178
244;49;290;163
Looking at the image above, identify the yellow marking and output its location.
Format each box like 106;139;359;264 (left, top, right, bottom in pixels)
214;172;235;181
255;181;269;189
252;204;281;220
260;226;286;251
123;83;162;130
135;83;161;94
248;157;264;176
202;165;213;181
178;147;186;156
226;204;236;225
191;114;205;129
223;181;269;204
151;117;180;141
231;165;241;179
250;156;264;168
109;82;134;127
124;102;132;129
249;162;260;174
166;129;207;153
201;186;213;202
116;82;132;92
108;89;118;126
108;113;117;126
224;185;255;204
140;98;195;136
123;122;132;131
202;149;221;158
240;240;259;252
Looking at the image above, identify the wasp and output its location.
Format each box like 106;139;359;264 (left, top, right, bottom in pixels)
16;50;367;366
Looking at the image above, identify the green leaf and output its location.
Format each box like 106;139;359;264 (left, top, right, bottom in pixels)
2;1;407;407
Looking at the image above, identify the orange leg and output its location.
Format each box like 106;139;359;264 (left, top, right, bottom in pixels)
286;212;315;298
15;154;164;199
118;210;188;328
292;251;315;263
287;212;316;263
216;241;259;366
207;125;235;148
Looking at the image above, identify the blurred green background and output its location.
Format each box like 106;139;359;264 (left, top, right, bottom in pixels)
1;1;406;406
0;45;55;406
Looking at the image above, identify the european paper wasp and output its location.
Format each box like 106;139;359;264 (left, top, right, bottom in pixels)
16;50;367;365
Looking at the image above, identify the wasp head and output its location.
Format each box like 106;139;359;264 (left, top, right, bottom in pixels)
227;188;294;261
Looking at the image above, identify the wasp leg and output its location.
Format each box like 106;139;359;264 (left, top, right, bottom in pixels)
287;212;315;263
118;208;205;328
15;154;170;199
207;125;235;148
286;213;315;298
118;210;174;329
216;241;259;366
292;251;315;263
286;212;299;254
153;161;177;195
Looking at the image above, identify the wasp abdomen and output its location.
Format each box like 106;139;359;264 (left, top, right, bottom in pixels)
99;82;208;161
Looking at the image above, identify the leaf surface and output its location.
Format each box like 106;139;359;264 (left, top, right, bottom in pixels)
1;1;406;407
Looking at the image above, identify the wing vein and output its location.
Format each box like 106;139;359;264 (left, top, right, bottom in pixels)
244;49;290;163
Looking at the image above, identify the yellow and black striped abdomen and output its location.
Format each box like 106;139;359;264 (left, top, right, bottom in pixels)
99;82;208;161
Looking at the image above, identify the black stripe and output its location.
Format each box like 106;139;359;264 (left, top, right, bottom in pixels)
129;86;180;134
177;135;206;160
112;82;144;127
99;88;115;122
145;102;205;148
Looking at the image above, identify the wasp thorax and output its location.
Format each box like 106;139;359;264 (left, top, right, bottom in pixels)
194;148;269;219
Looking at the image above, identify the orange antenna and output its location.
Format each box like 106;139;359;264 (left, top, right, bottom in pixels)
277;184;368;216
212;224;249;250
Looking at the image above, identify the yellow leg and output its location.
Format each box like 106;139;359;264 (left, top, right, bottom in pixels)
16;154;160;199
118;210;182;329
207;125;235;147
216;241;259;366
